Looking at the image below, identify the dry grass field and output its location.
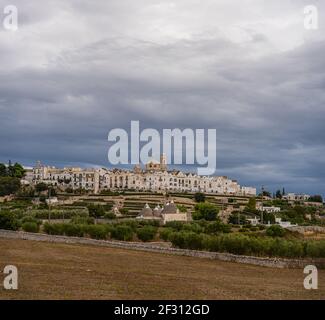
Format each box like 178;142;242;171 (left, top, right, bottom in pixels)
0;238;324;300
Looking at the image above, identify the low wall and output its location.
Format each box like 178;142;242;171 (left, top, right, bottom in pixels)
1;229;324;269
288;226;325;234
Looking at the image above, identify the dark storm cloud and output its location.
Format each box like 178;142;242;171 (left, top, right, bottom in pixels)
0;0;324;195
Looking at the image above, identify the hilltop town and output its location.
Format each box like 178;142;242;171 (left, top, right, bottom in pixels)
22;155;257;196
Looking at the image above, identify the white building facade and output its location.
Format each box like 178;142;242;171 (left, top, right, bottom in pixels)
27;159;256;196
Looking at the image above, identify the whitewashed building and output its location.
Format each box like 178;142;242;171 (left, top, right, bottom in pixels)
27;157;256;196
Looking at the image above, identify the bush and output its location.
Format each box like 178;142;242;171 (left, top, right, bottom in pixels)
205;221;231;234
266;225;285;237
182;223;204;234
62;224;84;237
104;212;116;220
111;225;134;241
119;208;130;215
165;221;184;231
169;231;204;250
159;228;173;241
84;225;109;240
194;192;205;203
0;211;19;230
70;216;94;225
43;223;84;237
20;215;41;225
193;203;219;221
136;226;157;242
43;222;64;235
22;222;39;233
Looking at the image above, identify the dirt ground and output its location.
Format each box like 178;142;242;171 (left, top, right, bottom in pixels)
0;238;324;300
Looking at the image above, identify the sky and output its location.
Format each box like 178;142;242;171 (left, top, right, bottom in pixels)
0;0;324;196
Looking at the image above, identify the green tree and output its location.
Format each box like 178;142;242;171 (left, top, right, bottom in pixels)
247;197;256;211
194;192;206;203
87;204;105;220
0;163;7;177
0;211;19;230
309;195;323;203
0;177;21;196
136;226;157;242
193;203;219;221
275;190;282;199
111;225;134;241
266;225;285;237
11;163;26;178
35;182;48;193
228;212;246;225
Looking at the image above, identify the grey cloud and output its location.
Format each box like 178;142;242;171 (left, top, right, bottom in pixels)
0;0;324;196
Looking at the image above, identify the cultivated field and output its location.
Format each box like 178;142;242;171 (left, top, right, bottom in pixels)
0;239;324;300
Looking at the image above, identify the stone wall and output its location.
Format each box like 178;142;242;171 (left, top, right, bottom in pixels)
288;226;325;234
1;229;324;269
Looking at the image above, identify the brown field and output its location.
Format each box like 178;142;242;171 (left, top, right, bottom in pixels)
0;238;324;300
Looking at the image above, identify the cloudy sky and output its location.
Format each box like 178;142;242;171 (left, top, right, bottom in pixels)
0;0;324;196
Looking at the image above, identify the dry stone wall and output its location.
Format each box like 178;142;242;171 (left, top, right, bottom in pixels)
1;229;324;269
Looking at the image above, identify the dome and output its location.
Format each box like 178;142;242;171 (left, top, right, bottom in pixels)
140;203;153;217
161;200;178;214
153;205;162;217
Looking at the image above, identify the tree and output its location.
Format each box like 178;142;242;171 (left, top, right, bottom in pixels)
177;204;187;212
259;190;271;197
192;203;219;221
309;195;323;203
35;182;48;193
0;177;21;196
136;226;157;242
194;192;205;203
275;190;282;199
266;225;285;237
111;225;134;241
11;163;26;178
0;164;7;177
0;211;19;230
87;204;105;221
247;197;256;211
228;213;246;225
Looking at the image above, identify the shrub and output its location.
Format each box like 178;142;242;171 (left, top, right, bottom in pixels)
62;224;84;237
205;221;231;234
20;215;41;225
43;223;84;237
165;221;184;231
119;208;130;215
193;203;219;221
84;225;109;240
266;225;285;237
305;241;325;258
70;216;95;225
169;231;205;250
194;192;205;203
22;222;39;233
159;228;173;241
136;226;157;242
104;212;116;220
43;222;64;235
111;225;134;241
0;211;19;230
182;223;204;234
